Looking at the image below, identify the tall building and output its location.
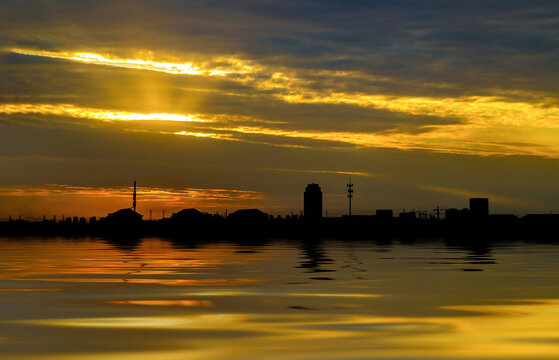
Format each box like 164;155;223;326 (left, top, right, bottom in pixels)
470;198;489;217
304;183;322;220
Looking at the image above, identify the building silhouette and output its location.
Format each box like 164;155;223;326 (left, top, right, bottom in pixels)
228;209;268;223
470;198;489;217
104;208;143;224
171;208;210;225
102;181;143;224
304;183;322;220
172;208;205;221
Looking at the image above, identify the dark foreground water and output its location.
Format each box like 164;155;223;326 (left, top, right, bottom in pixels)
0;236;558;359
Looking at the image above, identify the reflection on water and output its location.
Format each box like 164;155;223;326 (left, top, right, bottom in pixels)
109;300;215;307
0;236;559;359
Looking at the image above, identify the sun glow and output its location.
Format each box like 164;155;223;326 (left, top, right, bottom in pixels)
0;184;265;219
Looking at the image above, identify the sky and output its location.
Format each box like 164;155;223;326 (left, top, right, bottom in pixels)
1;0;559;219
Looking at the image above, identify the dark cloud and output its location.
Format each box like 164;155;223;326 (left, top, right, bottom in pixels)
2;0;558;95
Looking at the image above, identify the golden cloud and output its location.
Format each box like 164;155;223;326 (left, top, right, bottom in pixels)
3;102;559;158
11;48;255;76
0;103;207;123
6;48;559;158
0;184;262;201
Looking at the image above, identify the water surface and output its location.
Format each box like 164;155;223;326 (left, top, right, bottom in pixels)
1;236;558;359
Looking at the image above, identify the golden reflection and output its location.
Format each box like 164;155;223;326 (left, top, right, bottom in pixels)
14;299;559;358
31;350;223;360
429;300;559;358
30;278;267;286
2;238;559;359
288;293;379;298
184;291;256;296
0;288;63;292
16;314;248;329
109;300;214;307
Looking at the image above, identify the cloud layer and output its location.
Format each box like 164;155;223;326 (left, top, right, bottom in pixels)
1;1;558;216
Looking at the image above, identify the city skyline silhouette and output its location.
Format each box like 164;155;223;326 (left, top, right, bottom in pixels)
1;180;557;239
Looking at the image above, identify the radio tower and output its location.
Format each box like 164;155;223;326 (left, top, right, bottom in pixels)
347;177;353;216
132;180;137;212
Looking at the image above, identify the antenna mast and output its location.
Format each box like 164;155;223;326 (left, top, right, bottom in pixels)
133;180;137;212
347;177;353;216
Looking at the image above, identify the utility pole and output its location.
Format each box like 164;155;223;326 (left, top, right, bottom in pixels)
347;177;353;216
133;180;137;212
149;209;152;221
